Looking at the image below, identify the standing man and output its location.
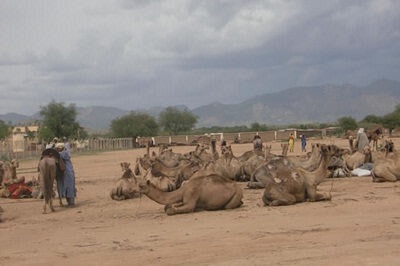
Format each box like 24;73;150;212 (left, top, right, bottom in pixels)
354;128;369;152
301;134;307;152
55;143;77;206
288;133;295;152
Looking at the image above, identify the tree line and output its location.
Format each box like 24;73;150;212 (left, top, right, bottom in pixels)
2;101;400;142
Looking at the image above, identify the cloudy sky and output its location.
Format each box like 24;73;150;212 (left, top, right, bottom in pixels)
1;0;399;115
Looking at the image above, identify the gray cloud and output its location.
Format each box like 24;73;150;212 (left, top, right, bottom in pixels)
0;0;399;115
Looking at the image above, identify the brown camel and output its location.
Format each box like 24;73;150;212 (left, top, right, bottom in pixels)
174;160;204;188
383;139;395;157
285;143;323;171
2;159;19;184
157;148;187;168
236;147;265;163
366;127;383;151
138;174;243;215
150;157;191;179
344;145;372;171
110;162;139;201
192;143;213;163
210;139;219;161
190;146;244;181
239;145;273;181
260;144;342;206
135;157;176;192
38;156;57;213
371;150;400;182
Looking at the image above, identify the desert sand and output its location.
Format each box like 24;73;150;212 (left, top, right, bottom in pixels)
1;137;400;266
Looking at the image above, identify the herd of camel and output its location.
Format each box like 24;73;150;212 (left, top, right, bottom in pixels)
1;128;398;216
109;131;400;215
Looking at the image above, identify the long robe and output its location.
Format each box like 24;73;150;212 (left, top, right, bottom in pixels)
355;132;369;152
56;149;76;200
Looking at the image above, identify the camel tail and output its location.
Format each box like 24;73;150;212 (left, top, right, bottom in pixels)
42;160;54;204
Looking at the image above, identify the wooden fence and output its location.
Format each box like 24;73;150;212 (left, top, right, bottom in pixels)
1;129;333;159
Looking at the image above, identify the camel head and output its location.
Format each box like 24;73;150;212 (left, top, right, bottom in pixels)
384;139;395;156
196;143;210;151
320;144;343;157
362;146;373;163
120;162;130;171
221;145;229;154
138;180;153;194
9;159;19;168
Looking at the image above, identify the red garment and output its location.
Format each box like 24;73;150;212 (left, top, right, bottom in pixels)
7;176;32;199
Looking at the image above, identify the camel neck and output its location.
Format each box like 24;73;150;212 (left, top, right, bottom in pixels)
144;186;183;205
314;153;332;184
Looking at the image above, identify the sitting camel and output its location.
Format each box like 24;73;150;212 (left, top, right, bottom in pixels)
139;174;243;215
189;146;243;181
110;162;139;201
239;145;272;181
344;145;372;172
260;144;342;206
135;157;176;192
383;139;395;157
2;159;19;184
285;143;323;171
371;149;400;182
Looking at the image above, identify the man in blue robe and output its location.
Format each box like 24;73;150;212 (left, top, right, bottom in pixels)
55;143;77;206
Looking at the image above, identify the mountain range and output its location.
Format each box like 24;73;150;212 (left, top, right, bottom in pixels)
1;78;399;131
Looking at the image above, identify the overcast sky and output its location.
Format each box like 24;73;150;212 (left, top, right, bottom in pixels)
1;0;399;115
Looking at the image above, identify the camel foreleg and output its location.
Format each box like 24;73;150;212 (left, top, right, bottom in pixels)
165;201;197;215
306;186;331;202
247;181;266;189
223;189;243;209
262;185;296;206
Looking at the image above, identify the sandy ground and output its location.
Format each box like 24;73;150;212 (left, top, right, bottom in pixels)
1;137;400;266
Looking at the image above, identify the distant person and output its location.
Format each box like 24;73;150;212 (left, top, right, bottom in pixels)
253;134;263;150
301;134;307;152
288;133;295;152
354;128;369;152
220;138;227;153
45;140;53;149
221;138;227;147
50;137;59;149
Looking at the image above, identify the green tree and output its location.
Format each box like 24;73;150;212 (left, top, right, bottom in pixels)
382;104;400;136
39;100;85;140
360;114;383;124
0;120;9;139
159;107;198;135
37;126;55;143
24;126;35;140
337;116;358;131
110;111;159;138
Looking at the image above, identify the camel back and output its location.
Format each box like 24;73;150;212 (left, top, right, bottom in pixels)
38;156;57;204
41;148;61;160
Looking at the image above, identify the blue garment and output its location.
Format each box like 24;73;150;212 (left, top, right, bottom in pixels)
64;141;71;156
57;149;76;202
301;136;307;151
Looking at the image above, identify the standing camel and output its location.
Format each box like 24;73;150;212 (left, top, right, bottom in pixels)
367;127;383;151
38;156;57;213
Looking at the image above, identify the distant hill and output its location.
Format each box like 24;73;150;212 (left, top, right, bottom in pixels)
1;79;399;130
192;78;400;127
